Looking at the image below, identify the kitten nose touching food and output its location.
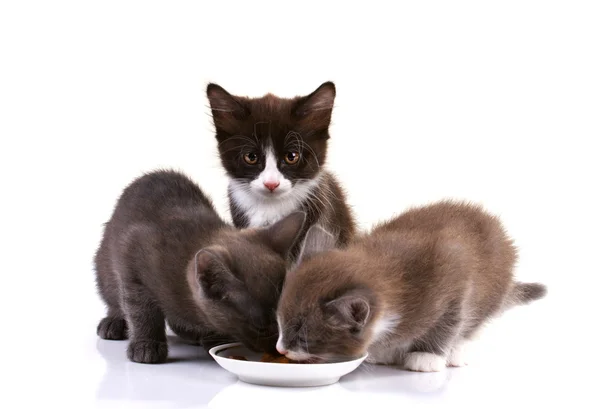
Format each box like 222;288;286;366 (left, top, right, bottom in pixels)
276;200;547;372
93;83;546;381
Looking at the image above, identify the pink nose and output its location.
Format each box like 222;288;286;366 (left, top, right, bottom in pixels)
276;345;288;355
264;181;280;192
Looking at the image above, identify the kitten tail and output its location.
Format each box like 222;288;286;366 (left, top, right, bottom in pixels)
503;282;548;310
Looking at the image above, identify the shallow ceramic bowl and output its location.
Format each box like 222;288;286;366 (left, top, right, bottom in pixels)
209;342;368;387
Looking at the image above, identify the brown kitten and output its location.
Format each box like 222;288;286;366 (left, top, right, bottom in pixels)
206;82;356;260
95;169;306;364
276;200;547;371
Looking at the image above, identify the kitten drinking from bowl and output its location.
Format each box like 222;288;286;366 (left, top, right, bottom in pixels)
206;82;356;260
275;200;547;372
94;169;306;364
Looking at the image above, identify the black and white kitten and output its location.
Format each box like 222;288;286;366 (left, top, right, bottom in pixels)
206;82;356;259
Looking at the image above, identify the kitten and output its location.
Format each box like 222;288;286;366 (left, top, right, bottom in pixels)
206;82;356;260
275;200;547;371
94;169;306;364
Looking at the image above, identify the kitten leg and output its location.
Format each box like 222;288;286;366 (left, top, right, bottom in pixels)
168;320;235;350
447;339;470;367
168;321;203;345
366;345;403;365
95;237;128;340
404;352;447;372
447;323;485;367
200;331;237;351
121;280;168;364
97;310;128;340
405;303;462;372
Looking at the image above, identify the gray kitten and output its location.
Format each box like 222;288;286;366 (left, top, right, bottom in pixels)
276;200;546;371
95;169;306;363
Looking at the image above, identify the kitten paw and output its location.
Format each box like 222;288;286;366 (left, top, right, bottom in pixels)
127;340;168;364
447;344;469;367
405;352;446;372
97;316;128;340
365;346;402;365
169;325;202;345
365;355;379;364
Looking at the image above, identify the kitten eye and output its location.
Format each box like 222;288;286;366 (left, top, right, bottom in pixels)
243;152;258;165
283;151;300;165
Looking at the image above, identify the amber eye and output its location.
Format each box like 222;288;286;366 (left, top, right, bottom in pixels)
243;152;258;165
284;151;300;165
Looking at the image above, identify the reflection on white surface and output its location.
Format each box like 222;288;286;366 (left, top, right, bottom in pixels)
209;382;351;409
340;364;451;395
95;335;235;408
56;297;581;409
208;366;452;409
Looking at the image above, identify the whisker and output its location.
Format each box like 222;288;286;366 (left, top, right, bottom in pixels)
253;121;270;144
219;143;254;156
304;325;309;356
210;108;237;112
283;131;321;169
299;140;321;168
217;135;258;148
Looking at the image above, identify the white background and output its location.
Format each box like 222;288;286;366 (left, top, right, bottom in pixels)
1;1;598;408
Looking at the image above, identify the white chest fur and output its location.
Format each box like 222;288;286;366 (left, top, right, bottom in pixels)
229;174;322;228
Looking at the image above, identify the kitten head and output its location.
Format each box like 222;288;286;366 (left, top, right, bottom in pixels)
276;226;378;362
207;82;336;197
191;211;306;352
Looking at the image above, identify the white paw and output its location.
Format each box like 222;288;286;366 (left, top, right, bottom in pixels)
447;342;470;367
404;352;446;372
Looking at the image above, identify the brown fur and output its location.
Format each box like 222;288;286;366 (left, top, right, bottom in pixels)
277;200;546;370
95;169;306;364
206;82;356;260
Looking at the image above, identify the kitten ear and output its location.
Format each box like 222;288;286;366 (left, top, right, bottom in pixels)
258;211;307;259
206;83;249;125
194;246;240;300
324;289;372;332
293;82;336;130
296;224;336;264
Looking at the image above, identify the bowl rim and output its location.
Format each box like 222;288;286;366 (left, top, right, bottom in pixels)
208;342;368;366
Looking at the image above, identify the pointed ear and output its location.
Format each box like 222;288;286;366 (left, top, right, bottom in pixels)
194;246;240;300
296;224;336;264
206;83;249;125
294;81;336;116
323;289;372;333
258;211;307;258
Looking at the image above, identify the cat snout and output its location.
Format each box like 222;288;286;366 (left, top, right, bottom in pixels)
275;337;287;355
263;181;280;192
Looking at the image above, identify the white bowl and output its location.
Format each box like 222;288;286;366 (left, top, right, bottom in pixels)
209;342;368;387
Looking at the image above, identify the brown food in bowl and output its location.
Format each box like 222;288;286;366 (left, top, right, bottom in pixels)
227;355;248;361
225;352;302;363
260;352;300;364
